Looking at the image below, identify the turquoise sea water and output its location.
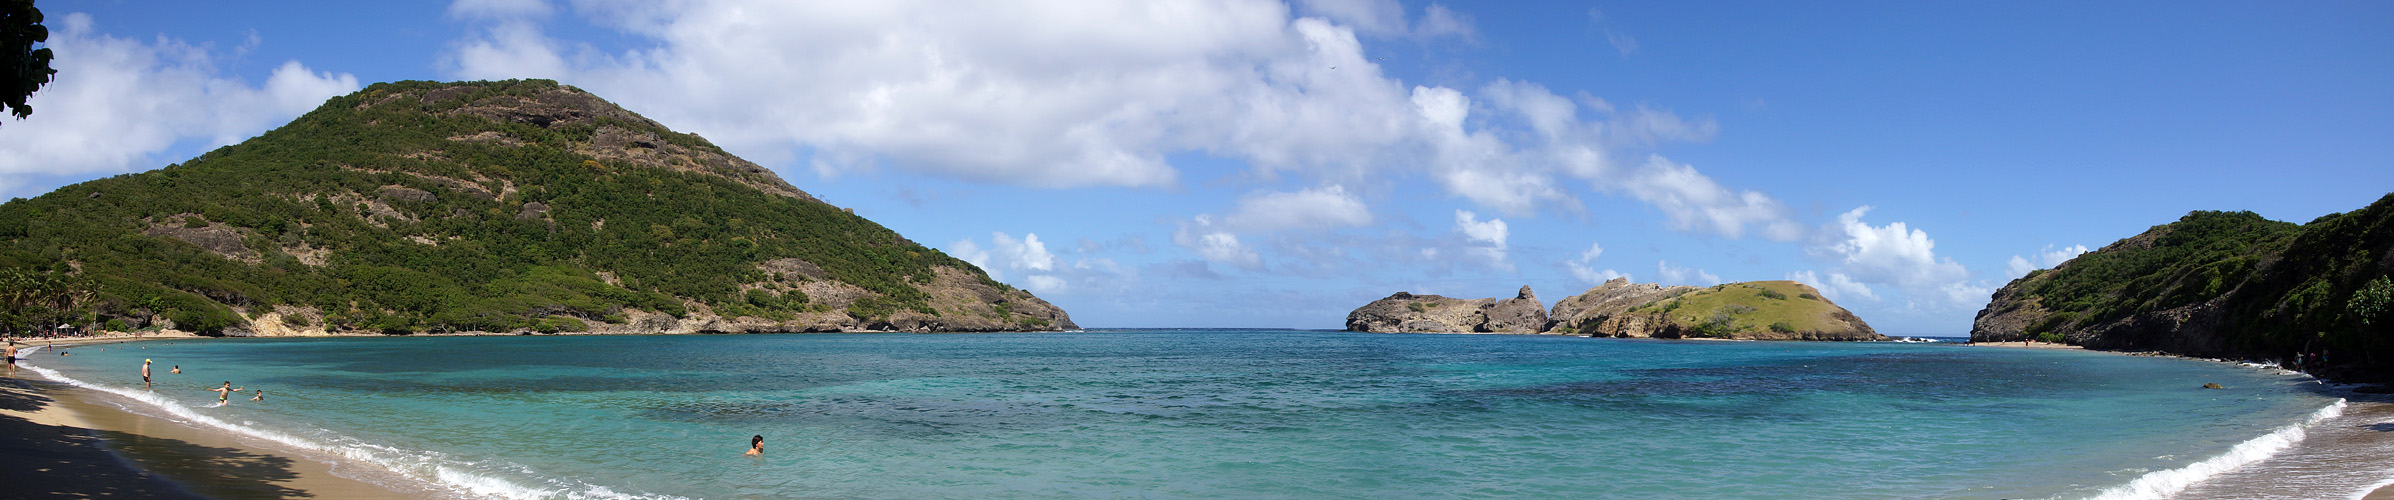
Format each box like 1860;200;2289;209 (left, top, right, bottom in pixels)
20;330;2344;499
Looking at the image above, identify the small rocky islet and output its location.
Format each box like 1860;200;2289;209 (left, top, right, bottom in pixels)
1345;278;1883;341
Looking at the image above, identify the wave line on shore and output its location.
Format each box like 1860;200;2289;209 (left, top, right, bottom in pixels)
19;364;684;500
2088;399;2347;500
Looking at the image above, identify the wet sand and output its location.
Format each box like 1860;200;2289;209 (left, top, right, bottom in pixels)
4;339;422;500
2171;392;2394;499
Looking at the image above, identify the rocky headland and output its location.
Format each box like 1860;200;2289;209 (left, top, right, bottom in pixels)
1971;193;2393;381
1346;278;1882;341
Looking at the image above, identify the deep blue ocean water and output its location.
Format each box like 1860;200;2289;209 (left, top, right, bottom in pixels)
21;330;2342;499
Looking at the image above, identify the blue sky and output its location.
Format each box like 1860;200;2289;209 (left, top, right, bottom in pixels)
3;1;2388;333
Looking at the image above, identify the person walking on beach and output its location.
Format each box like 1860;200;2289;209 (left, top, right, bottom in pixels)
210;381;242;403
746;435;764;456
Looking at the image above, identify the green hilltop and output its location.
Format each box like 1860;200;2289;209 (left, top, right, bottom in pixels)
0;79;1074;335
1973;193;2394;380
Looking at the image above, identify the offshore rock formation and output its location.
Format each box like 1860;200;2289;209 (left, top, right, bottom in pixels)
1346;286;1549;334
1347;279;1880;341
1546;279;1880;341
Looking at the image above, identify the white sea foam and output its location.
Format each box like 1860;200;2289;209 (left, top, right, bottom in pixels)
2087;399;2347;500
21;364;686;500
2357;476;2394;500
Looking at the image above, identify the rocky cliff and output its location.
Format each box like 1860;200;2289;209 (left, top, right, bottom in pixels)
1346;286;1548;333
1971;194;2394;381
1344;280;1876;341
0;79;1074;336
1548;279;1881;340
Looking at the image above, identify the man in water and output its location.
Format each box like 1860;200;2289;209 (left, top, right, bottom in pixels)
251;390;264;401
171;365;180;374
209;382;243;403
4;340;14;363
746;435;764;456
142;359;152;386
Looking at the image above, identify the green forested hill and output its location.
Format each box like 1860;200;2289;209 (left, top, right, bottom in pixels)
0;79;1074;335
1973;193;2394;381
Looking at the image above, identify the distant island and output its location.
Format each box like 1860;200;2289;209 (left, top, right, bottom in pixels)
1972;193;2393;381
0;79;1074;336
1347;279;1883;341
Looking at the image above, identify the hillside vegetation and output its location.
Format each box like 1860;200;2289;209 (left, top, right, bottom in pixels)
0;79;1073;335
1347;279;1881;341
1973;193;2394;381
1553;280;1881;341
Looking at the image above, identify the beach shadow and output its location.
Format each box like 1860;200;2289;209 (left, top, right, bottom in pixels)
0;384;209;499
2367;423;2394;433
0;376;53;412
97;429;314;499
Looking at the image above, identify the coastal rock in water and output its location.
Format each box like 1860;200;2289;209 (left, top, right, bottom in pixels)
1346;287;1548;333
1544;279;1882;341
1485;286;1550;333
1547;278;1697;336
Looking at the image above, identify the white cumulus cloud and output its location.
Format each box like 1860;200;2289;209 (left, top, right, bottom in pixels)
1222;185;1373;232
1789;270;1878;302
1810;206;1987;307
1620;156;1802;241
1453;209;1510;270
2005;244;2090;279
1656;260;1721;286
1564;241;1627;284
0;13;358;193
1173;215;1263;271
948;231;1060;283
438;0;1780;236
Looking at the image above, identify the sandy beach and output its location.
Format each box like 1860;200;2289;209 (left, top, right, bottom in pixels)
4;336;420;500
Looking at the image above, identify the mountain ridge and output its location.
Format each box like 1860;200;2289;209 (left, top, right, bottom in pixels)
0;79;1075;336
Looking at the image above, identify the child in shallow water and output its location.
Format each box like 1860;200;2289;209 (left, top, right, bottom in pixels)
746;435;763;456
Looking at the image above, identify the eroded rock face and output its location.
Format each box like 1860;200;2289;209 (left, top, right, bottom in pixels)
1546;278;1697;335
1486;286;1549;333
1345;286;1547;333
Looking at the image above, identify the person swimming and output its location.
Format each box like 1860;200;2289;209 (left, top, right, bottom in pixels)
209;381;243;403
746;435;764;456
171;365;181;374
251;389;264;401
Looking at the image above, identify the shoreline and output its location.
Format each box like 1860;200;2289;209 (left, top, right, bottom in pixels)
9;332;2393;499
5;337;421;500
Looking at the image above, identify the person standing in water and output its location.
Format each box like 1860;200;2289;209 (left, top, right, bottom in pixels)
209;382;242;403
142;359;153;386
746;435;764;456
171;365;180;374
251;390;264;401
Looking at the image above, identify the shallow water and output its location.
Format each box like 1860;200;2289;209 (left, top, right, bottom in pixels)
21;331;2348;499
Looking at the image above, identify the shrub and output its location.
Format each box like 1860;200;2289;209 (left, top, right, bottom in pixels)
1407;302;1427;313
1757;289;1787;300
103;318;129;331
1798;293;1818;300
1769;321;1795;333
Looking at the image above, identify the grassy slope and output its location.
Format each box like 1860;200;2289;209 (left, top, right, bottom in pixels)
1637;281;1851;337
0;79;1012;334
